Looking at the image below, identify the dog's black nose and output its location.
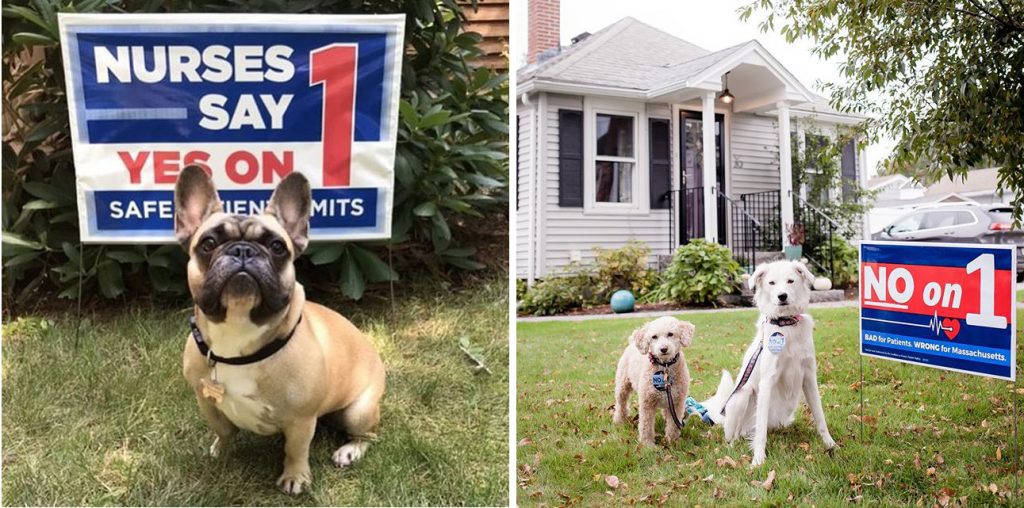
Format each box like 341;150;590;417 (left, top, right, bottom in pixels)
226;243;258;259
778;292;788;302
660;346;669;354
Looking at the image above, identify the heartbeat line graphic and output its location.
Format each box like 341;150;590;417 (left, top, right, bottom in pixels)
863;310;953;337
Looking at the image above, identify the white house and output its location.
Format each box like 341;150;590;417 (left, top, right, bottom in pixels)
517;11;869;283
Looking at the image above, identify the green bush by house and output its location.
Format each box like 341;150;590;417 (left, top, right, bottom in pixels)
652;239;743;306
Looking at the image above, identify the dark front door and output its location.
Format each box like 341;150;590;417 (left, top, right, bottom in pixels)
679;110;725;245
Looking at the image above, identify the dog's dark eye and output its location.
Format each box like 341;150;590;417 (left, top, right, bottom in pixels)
768;281;776;286
201;237;216;253
667;332;673;337
652;335;658;339
787;279;794;284
270;240;287;255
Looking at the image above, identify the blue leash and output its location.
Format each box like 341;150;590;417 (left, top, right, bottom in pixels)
685;396;715;425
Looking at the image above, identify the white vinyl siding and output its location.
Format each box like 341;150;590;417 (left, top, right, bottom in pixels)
730;113;781;197
541;94;671;275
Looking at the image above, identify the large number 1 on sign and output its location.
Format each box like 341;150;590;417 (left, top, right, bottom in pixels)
966;253;1007;329
310;44;357;187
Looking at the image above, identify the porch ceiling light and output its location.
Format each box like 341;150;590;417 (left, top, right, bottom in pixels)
719;72;734;104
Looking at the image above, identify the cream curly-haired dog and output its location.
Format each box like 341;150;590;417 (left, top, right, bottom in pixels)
613;316;695;446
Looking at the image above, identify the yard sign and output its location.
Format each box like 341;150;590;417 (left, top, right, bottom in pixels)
57;13;405;243
859;241;1016;380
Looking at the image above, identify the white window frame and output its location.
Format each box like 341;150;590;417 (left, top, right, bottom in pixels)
583;97;648;214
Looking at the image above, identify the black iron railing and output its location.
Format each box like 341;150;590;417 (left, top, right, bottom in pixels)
719;189;762;273
795;195;842;280
739;191;782;252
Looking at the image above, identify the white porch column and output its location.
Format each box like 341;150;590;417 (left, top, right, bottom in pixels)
778;101;795;247
702;92;717;243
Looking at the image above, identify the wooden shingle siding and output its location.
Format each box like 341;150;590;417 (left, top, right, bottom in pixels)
460;0;509;70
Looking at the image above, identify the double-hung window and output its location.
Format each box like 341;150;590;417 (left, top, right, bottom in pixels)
594;113;636;204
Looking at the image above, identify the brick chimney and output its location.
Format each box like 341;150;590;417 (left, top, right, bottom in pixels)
528;0;560;64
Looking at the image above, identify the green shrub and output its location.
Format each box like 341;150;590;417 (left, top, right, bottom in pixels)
652;240;742;306
592;240;660;301
518;267;597;316
1;0;507;305
829;236;859;289
516;278;528;303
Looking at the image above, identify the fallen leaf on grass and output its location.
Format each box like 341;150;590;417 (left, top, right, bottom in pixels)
712;487;724;498
518;438;533;447
996;447;1002;460
860;415;877;426
759;469;776;490
926;467;936;477
913;453;921;470
934;452;944;465
988;483;998;494
935;487;956;507
716;456;738;468
605;475;620;489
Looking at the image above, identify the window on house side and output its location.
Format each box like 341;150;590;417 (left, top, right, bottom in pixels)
594;114;635;203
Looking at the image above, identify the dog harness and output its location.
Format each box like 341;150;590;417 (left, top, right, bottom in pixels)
719;314;804;416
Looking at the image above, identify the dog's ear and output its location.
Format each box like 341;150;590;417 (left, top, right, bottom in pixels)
174;165;222;250
748;263;768;291
630;323;651;354
794;261;815;287
675;320;695;348
266;172;312;255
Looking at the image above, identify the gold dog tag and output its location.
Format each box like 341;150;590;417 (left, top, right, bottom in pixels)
201;377;225;403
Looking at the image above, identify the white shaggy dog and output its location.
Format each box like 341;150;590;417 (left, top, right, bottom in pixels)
701;260;836;466
613;316;695;446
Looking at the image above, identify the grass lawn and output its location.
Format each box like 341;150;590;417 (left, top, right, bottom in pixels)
517;307;1023;506
2;275;509;506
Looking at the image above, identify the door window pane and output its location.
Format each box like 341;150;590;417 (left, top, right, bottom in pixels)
683;118;703;187
595;162;634;203
596;114;634;157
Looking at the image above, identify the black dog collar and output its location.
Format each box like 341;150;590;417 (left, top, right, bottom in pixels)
190;315;301;366
769;315;803;327
649;352;680;368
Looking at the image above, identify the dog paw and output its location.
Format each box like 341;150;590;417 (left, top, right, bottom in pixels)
824;437;838;452
277;469;311;495
333;441;370;468
750;453;766;468
209;436;227;458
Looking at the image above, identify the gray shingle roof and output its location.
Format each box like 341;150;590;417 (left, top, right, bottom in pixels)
518;17;721;91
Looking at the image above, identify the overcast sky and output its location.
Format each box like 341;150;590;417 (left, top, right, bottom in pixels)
511;0;893;177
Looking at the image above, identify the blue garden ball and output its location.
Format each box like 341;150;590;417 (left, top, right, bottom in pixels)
610;290;635;313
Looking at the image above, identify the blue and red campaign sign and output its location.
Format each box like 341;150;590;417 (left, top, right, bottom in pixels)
860;241;1017;380
58;13;405;243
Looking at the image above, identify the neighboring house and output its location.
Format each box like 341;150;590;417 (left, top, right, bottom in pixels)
867;168;1011;233
517;5;868;283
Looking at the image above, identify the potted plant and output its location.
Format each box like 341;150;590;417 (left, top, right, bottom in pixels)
784;223;805;260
